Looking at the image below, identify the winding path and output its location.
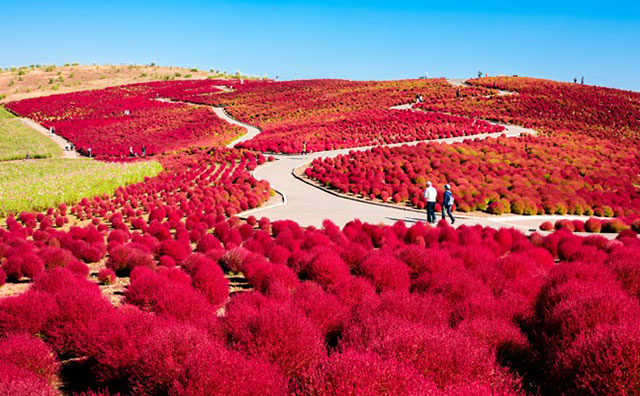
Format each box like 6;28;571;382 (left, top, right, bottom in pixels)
170;80;609;237
20;118;79;159
215;86;554;231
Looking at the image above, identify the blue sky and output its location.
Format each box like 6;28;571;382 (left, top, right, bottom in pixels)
2;1;639;91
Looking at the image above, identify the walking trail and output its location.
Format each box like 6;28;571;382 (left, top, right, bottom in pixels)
216;79;602;234
20;118;79;159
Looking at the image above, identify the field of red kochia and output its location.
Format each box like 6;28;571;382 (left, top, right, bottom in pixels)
0;76;639;395
305;77;640;216
2;210;640;395
5;80;245;160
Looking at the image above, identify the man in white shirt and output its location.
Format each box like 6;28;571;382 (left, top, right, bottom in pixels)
424;181;437;224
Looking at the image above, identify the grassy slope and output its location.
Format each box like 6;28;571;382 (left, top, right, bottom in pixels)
0;158;162;215
0;107;62;160
0;64;259;103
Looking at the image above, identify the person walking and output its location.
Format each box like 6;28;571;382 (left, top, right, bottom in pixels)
424;181;437;224
301;141;308;157
141;145;146;157
441;184;455;224
129;146;134;158
581;76;584;84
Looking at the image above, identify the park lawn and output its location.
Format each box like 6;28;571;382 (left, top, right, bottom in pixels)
0;158;162;216
0;107;13;119
0;107;63;160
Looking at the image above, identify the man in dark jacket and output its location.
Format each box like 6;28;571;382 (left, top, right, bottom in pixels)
442;184;455;224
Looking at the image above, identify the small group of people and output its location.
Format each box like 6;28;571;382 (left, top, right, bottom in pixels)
129;145;147;158
64;142;75;151
415;94;424;103
424;181;455;224
477;71;488;78
573;76;585;84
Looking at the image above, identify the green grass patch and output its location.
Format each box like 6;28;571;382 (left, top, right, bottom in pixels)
0;107;14;120
0;108;63;161
0;158;162;216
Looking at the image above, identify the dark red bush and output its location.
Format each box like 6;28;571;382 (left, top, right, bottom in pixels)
295;349;438;396
106;243;155;275
222;292;325;376
97;268;117;285
552;323;640;396
358;250;410;292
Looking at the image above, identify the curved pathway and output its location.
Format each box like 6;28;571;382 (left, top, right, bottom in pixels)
217;102;541;231
20;118;78;158
447;78;514;96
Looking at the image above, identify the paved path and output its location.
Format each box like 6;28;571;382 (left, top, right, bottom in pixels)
20;118;78;159
217;107;262;148
214;101;540;230
156;91;614;238
447;78;514;96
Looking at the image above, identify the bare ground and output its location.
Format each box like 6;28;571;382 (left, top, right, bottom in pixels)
0;64;254;103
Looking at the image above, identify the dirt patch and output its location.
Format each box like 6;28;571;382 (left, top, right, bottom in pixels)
0;64;254;103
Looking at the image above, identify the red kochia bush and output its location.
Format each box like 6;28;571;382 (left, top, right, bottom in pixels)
0;291;57;335
97;268;117;285
157;239;191;264
539;221;553;231
302;248;351;288
106;243;155;275
345;317;518;391
605;246;640;300
126;267;217;326
295;349;438;396
293;282;348;339
0;333;60;386
191;259;229;308
0;361;58;396
552;323;640;396
375;290;450;328
173;343;288;396
195;233;223;253
130;319;214;396
39;247;79;269
222;292;325;376
358;250;411;292
535;279;640;351
29;269;138;383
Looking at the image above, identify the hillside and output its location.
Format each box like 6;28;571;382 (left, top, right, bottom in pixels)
0;64;254;103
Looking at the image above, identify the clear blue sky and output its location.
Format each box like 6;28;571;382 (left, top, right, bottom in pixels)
2;1;639;91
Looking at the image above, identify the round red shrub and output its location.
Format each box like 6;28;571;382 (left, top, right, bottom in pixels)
605;246;640;300
107;243;155;275
553;323;640;396
130;319;214;396
293;282;348;339
191;260;229;308
303;248;351;288
97;268;117;285
172;343;288;396
0;361;58;396
157;239;191;264
539;221;553;231
0;333;60;386
358;250;411;292
295;349;438;396
39;247;79;270
584;217;603;233
195;233;223;253
223;292;325;376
